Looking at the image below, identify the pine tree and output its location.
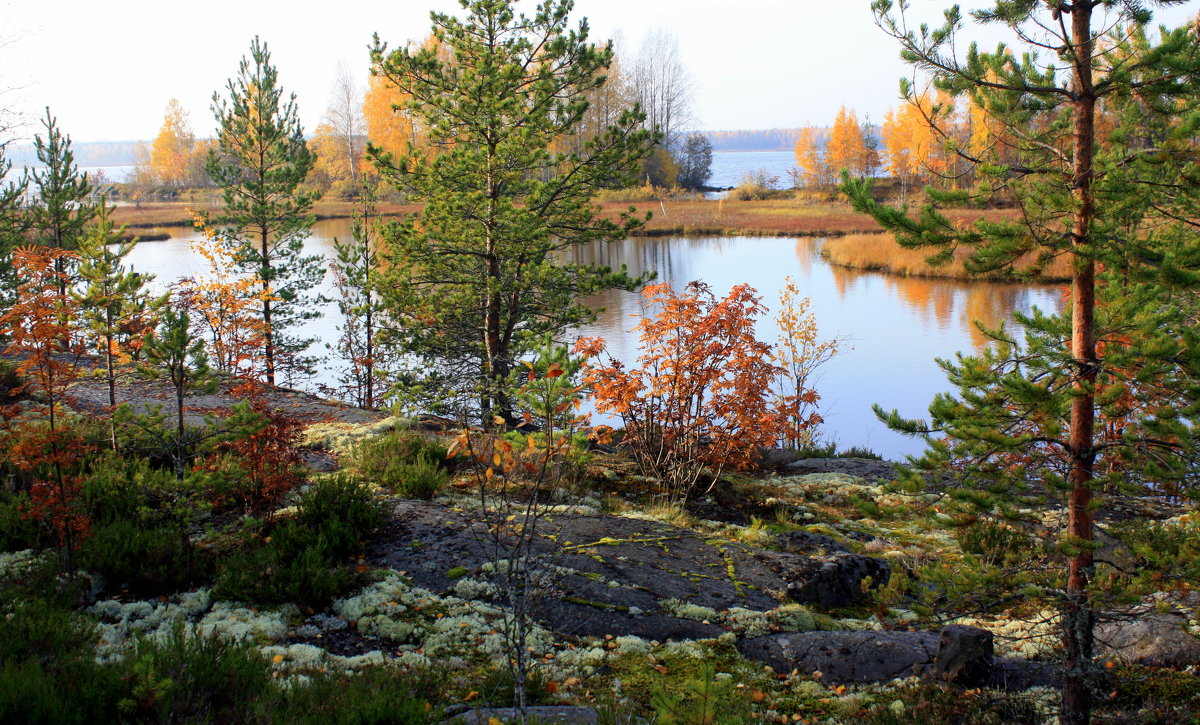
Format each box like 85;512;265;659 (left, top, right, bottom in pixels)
845;4;1200;722
0;145;29;314
144;304;215;482
30;110;97;299
370;0;654;426
73;201;159;450
206;37;325;386
329;189;389;409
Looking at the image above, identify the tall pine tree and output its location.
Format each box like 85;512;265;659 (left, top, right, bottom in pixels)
73;201;159;450
844;4;1200;722
0;144;28;315
370;0;654;425
206;37;325;386
30;110;97;299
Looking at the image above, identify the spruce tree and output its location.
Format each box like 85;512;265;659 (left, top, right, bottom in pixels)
844;4;1200;722
206;37;325;386
370;0;654;425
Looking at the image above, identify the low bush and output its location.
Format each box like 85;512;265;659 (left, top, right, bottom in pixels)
214;474;385;608
793;442;883;460
214;530;358;609
0;597;119;723
0;490;49;552
275;666;442;724
954;518;1037;566
348;430;449;499
0;359;24;403
78;519;209;594
118;623;275;723
296;474;386;556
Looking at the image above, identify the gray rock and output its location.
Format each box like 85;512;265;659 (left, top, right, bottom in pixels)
776;530;850;555
444;706;598;724
1093;526;1138;574
783;457;897;481
932;625;993;687
738;626;1056;690
368;501;892;639
758;551;890;608
737;630;939;683
1097;612;1200;668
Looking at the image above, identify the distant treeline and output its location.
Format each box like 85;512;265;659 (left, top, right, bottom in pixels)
7;140;142;168
704;128;829;152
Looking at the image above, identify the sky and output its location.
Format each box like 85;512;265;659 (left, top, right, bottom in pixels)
2;0;1198;143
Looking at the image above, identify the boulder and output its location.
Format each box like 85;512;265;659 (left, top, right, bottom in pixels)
932;625;993;687
1097;612;1200;668
758;550;890;609
738;625;1055;690
737;630;939;683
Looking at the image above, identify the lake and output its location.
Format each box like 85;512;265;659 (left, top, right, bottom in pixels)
123;219;1062;461
708;150;795;190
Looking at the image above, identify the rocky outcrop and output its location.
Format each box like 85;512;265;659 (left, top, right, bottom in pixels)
762;551;891;609
737;626;1058;690
782;457;898;481
367;501;889;639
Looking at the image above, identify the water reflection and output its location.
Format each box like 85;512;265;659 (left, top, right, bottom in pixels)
124;223;1061;460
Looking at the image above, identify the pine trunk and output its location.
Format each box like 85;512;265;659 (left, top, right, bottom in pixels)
261;226;275;385
1062;6;1098;724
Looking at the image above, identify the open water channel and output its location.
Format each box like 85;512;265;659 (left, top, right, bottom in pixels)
122;218;1061;461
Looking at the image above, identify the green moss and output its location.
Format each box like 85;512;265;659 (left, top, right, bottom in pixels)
446;566;468;580
562;596;629;612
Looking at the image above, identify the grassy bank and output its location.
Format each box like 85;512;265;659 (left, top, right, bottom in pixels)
111;196;1019;243
821;232;1072;283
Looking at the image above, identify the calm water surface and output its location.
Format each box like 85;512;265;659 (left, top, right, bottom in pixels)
124;219;1061;461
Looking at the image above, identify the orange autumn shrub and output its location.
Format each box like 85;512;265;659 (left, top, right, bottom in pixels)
578;281;817;502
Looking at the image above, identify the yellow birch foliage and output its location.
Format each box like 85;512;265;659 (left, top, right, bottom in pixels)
308;122;354;190
150;99;199;188
826;106;874;177
881;92;956;185
363;35;447;168
793;127;830;187
770;276;840;448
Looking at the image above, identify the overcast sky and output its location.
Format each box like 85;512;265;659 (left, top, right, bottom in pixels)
2;1;1198;143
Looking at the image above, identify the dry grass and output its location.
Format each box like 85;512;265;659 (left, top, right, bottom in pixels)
600;198;886;237
110;196;1022;246
110;201;422;231
821;232;1072;282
